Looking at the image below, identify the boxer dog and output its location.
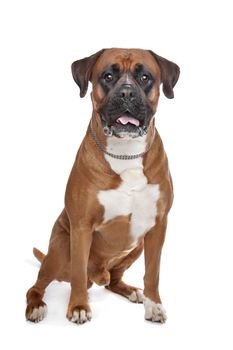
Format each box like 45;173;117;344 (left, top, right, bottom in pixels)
25;48;180;324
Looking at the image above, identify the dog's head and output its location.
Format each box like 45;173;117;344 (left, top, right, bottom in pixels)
72;48;180;138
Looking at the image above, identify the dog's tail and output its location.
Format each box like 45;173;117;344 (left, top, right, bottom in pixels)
33;247;46;263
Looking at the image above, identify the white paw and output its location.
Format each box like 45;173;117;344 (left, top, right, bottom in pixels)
143;297;167;323
71;309;92;324
28;305;47;323
128;289;144;303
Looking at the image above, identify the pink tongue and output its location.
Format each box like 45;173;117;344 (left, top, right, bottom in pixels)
117;116;140;127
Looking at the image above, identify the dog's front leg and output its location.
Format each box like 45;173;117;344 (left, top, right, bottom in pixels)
143;218;168;323
66;225;93;324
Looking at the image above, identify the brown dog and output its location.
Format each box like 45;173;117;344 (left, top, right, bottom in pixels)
25;48;179;324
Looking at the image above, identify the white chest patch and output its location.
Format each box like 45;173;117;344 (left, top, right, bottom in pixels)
97;135;160;241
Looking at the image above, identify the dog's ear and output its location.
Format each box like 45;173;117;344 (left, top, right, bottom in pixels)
149;50;180;99
71;49;105;97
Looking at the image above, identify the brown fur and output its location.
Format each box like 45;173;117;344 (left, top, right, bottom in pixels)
25;48;179;323
33;247;45;263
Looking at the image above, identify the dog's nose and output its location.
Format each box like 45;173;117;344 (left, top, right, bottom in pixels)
119;84;135;100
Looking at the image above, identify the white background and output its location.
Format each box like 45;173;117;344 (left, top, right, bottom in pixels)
1;0;233;348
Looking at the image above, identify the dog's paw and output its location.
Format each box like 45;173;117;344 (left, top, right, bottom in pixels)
128;289;144;303
26;301;47;323
143;297;167;323
67;305;92;325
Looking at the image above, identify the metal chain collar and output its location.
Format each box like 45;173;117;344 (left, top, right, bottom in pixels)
90;124;153;160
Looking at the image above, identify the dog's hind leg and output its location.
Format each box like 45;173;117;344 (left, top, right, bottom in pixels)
26;209;71;322
106;240;144;303
25;258;54;323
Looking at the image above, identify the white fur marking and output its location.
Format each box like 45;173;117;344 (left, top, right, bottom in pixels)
97;135;160;241
143;297;167;323
71;310;92;324
29;305;47;323
128;289;144;303
71;310;79;323
104;135;146;175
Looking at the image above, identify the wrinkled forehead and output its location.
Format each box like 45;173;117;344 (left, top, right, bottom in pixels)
92;48;161;78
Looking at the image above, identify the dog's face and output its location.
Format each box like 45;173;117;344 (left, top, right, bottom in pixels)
72;48;180;138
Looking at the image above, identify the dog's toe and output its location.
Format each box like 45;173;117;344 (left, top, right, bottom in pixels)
71;309;92;324
67;304;92;325
128;289;144;303
26;302;47;323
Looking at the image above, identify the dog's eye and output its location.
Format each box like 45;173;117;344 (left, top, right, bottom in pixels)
104;73;113;82
140;74;149;83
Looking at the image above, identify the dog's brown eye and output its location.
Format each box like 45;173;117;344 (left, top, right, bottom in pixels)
140;74;149;83
104;73;113;82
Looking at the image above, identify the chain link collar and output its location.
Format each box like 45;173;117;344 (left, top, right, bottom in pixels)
90;123;154;160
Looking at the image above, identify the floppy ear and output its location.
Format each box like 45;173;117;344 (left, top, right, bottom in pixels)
71;49;105;97
149;50;180;99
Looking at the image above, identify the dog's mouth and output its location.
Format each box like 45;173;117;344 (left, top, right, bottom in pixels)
102;112;147;138
116;114;140;127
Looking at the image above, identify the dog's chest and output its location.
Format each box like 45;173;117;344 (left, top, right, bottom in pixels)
97;136;160;241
